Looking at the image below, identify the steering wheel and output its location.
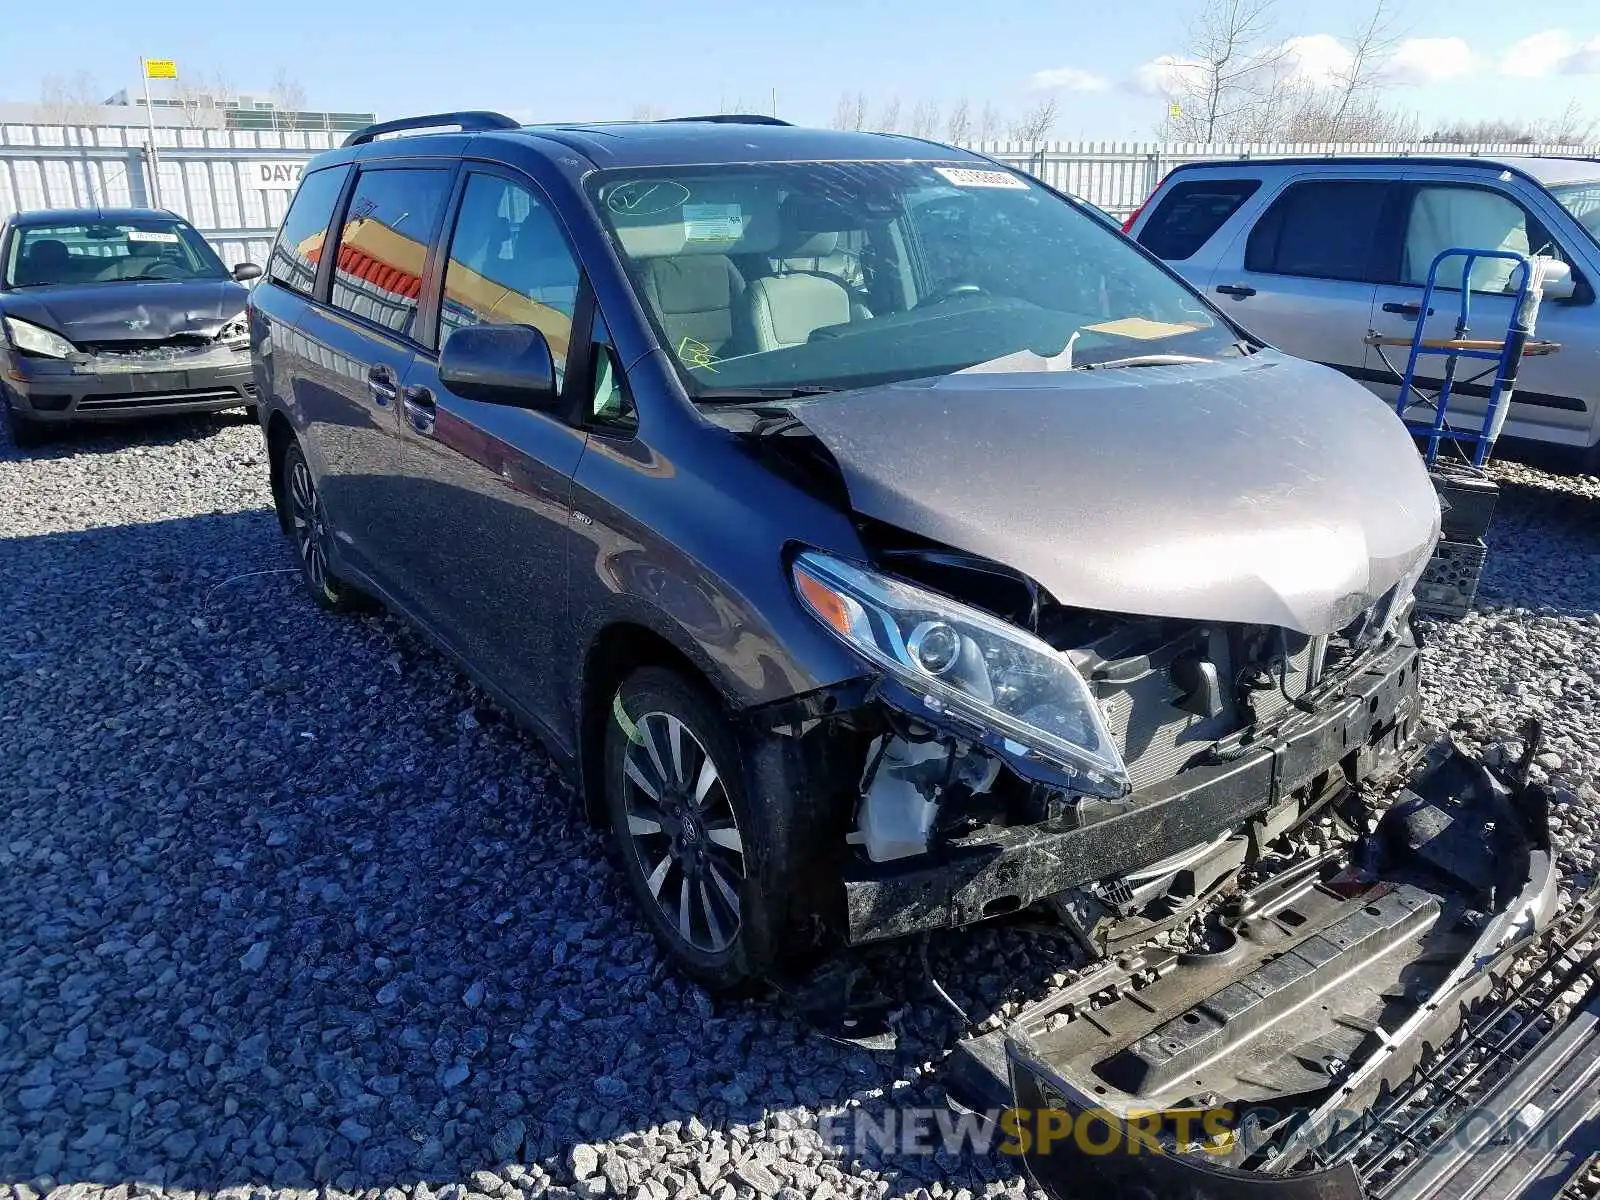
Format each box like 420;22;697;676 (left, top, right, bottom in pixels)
917;282;986;307
130;261;186;281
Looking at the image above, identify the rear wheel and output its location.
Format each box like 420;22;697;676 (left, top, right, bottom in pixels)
604;667;799;991
279;441;371;613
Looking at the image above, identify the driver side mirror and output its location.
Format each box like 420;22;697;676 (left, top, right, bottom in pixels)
439;323;558;409
232;262;263;283
1535;258;1577;303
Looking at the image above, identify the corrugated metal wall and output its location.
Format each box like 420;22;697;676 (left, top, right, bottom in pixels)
4;125;1597;257
0;124;340;267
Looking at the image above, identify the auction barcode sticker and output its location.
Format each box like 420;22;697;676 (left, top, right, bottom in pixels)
935;167;1028;189
126;230;180;243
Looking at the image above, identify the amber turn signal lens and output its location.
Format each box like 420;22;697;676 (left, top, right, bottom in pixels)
794;566;853;638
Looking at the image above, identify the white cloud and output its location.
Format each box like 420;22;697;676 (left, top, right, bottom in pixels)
1130;55;1204;96
1502;29;1600;76
1029;67;1111;92
1277;34;1355;87
1381;37;1474;85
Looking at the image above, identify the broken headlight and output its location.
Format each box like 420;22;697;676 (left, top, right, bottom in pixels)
792;549;1129;794
3;316;76;360
218;315;249;349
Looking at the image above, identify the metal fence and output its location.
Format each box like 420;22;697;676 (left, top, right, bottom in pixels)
4;125;1599;263
976;139;1600;218
0;124;342;267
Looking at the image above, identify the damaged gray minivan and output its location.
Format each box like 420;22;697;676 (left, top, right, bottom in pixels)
255;115;1578;1196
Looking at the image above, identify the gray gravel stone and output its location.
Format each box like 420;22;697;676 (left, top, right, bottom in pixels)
5;420;1598;1200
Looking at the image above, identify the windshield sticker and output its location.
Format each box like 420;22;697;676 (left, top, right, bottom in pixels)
677;337;719;371
934;167;1028;190
125;230;181;243
1083;316;1207;340
683;203;744;243
606;180;692;217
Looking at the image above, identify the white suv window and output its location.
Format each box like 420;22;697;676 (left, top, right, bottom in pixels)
1403;186;1531;293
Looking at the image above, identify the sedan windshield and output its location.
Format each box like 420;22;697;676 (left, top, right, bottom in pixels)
588;160;1236;396
1549;180;1600;242
3;218;228;289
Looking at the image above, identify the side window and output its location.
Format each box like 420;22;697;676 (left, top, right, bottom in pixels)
588;315;636;432
328;168;452;338
268;165;349;295
1137;179;1261;261
439;172;581;385
1245;181;1388;282
1401;185;1535;293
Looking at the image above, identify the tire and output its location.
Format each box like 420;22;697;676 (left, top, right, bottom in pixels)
3;397;48;450
279;441;371;613
604;666;801;992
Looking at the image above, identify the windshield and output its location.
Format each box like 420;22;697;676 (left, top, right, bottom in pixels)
3;218;228;289
1549;180;1600;242
588;161;1235;396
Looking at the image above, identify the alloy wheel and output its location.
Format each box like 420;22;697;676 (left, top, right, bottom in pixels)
620;711;746;954
288;458;331;591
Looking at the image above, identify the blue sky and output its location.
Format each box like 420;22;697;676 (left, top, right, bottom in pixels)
3;0;1599;139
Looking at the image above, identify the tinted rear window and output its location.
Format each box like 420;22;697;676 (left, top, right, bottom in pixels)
1245;180;1389;282
268;165;349;295
1137;179;1260;260
328;168;453;338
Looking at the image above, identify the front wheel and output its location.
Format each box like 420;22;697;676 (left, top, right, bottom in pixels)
604;667;800;991
279;441;371;613
2;395;48;450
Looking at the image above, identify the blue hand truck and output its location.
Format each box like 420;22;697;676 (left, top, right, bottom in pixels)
1365;247;1561;467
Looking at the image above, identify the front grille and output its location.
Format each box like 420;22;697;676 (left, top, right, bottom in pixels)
80;337;213;356
1072;621;1328;791
76;387;245;411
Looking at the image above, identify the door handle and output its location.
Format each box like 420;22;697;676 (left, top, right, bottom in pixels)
1215;284;1257;298
402;386;437;435
1382;301;1434;319
367;365;399;406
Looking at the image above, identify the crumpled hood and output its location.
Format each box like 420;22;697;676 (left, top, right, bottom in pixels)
788;353;1441;635
1;279;244;344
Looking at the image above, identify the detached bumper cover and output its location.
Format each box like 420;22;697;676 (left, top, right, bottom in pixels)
4;345;253;421
841;638;1422;944
974;740;1584;1200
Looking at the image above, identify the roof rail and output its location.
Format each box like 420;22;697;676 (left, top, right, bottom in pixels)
658;114;793;127
341;111;521;148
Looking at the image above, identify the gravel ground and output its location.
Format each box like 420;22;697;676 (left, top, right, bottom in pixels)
2;414;1598;1200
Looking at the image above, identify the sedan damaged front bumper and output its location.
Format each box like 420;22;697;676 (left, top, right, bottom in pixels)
3;343;254;422
944;734;1583;1200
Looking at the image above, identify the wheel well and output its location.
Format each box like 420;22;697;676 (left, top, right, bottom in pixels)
265;411;295;534
579;623;714;825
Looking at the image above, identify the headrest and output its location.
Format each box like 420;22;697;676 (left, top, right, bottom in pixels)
27;239;69;265
607;178;781;259
776;231;838;259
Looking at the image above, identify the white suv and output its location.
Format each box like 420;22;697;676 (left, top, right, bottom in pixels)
1126;156;1600;466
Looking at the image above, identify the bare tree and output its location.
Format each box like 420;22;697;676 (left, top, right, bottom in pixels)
831;90;869;131
1425;108;1600;146
1314;0;1405;138
270;68;307;131
1009;96;1060;142
874;96;903;133
977;102;1006;141
36;72;102;126
1166;0;1286;141
631;102;667;121
907;99;941;139
945;97;972;144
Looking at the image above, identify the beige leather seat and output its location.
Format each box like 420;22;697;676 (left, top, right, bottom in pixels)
744;233;869;351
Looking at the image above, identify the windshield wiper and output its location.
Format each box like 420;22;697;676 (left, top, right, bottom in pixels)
695;384;840;403
1077;353;1217;370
